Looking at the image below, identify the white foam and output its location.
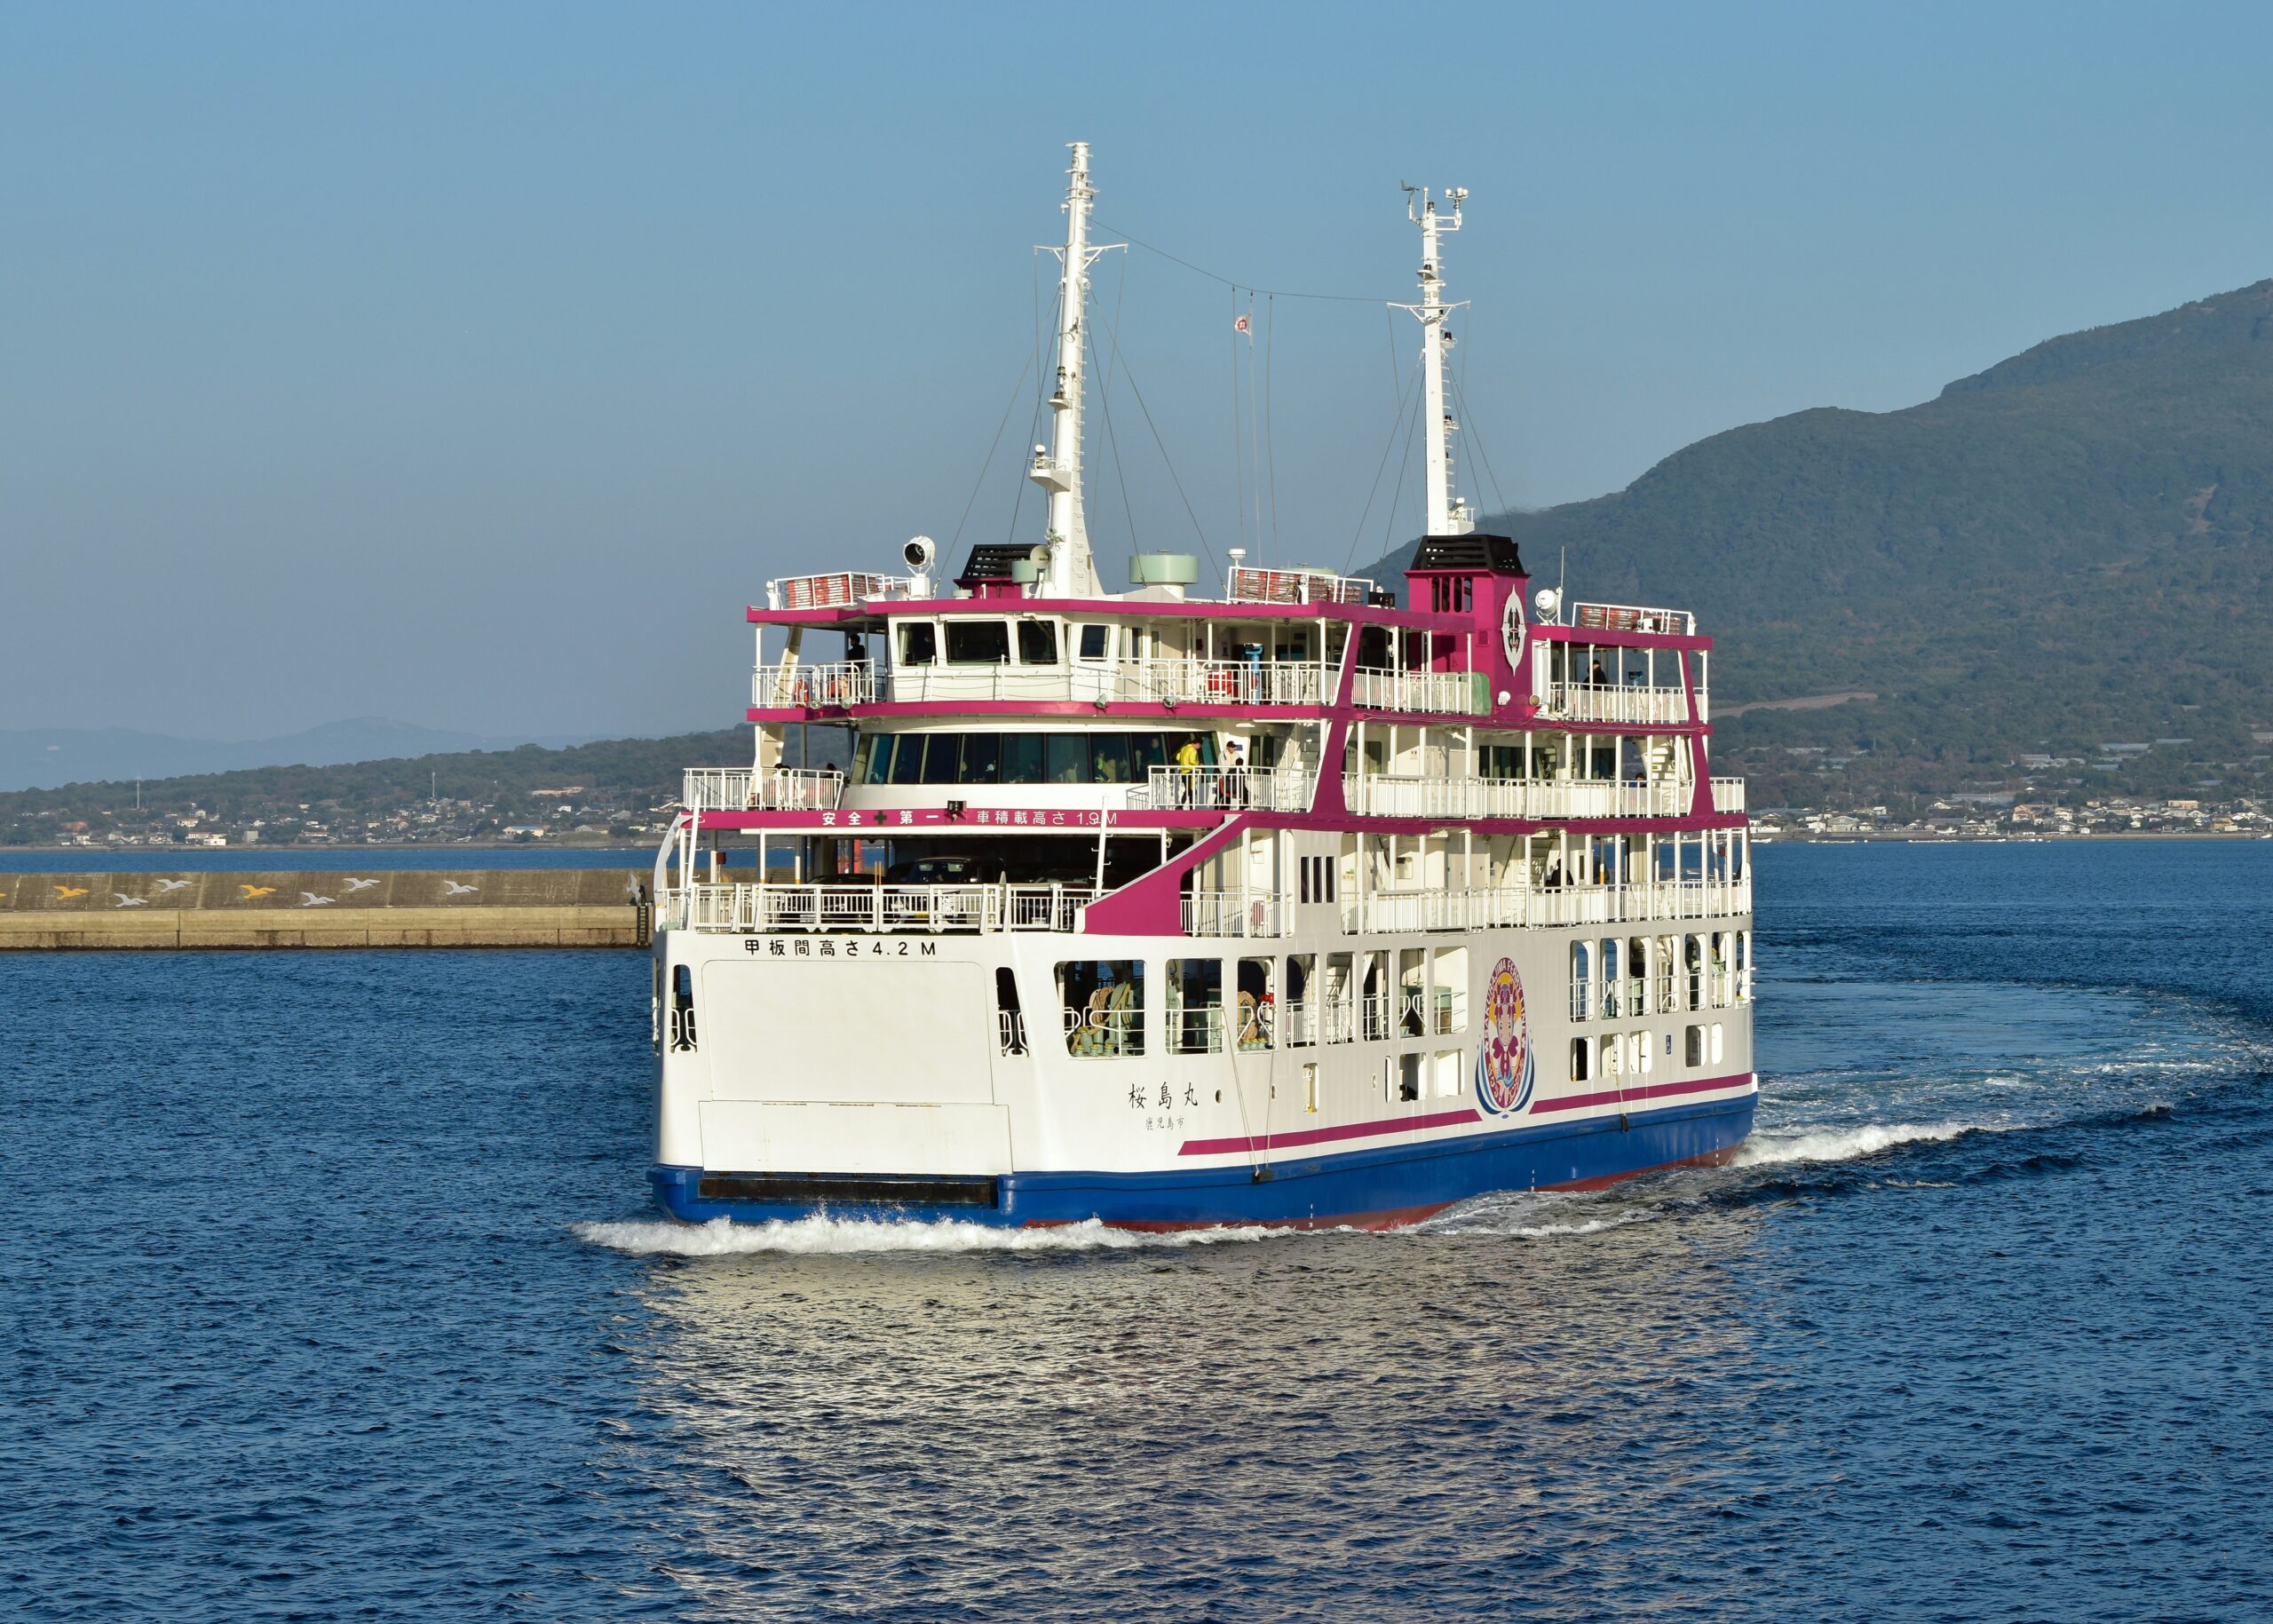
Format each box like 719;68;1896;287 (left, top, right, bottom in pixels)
572;1214;1292;1257
1734;1121;1987;1167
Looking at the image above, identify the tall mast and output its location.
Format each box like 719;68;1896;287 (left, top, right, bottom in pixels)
1029;142;1118;596
1400;184;1474;536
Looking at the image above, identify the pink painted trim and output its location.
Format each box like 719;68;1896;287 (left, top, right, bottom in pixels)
1528;1071;1755;1116
1533;625;1712;653
1079;814;1245;936
748;598;1482;631
689;807;1214;832
1179;1106;1481;1157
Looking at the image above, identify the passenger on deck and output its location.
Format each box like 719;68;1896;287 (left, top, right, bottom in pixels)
1221;740;1249;808
1175;736;1202;807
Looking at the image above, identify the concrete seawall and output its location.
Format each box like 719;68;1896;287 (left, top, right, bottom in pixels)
0;869;651;950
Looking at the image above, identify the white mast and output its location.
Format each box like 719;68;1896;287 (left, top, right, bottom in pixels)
1029;142;1120;596
1397;184;1474;536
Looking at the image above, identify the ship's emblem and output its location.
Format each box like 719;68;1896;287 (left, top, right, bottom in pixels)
1474;956;1534;1116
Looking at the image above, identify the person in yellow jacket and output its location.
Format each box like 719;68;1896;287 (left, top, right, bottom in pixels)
1175;736;1202;807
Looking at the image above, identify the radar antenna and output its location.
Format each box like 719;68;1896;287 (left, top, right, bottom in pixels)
1391;183;1474;535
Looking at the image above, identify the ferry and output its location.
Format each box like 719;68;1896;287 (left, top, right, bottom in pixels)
645;145;1754;1229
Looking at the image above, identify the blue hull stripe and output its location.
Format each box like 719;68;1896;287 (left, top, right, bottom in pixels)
649;1088;1756;1229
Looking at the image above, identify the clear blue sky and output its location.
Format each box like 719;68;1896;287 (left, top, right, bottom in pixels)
4;1;2269;741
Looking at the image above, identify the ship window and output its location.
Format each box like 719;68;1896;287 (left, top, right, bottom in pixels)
899;622;938;665
1630;1031;1651;1075
1684;1024;1704;1067
1356;625;1390;669
1324;952;1355;1045
669;963;697;1052
946;620;1010;665
961;733;1002;785
1434;1050;1461;1097
1570;1036;1591;1083
856;733;892;785
1286;954;1316;1048
1168;958;1224;1054
1046;733;1087;784
887;733;926;786
1077;623;1112;661
1017;619;1058;665
1710;1022;1725;1065
1058;960;1144;1058
1398;1052;1422;1102
1236;958;1273;1050
995;967;1026;1057
1303;1062;1320;1113
1091;733;1133;784
1431;947;1467;1033
1132;733;1170;774
1570;941;1592;1022
1002;733;1045;784
919;734;959;785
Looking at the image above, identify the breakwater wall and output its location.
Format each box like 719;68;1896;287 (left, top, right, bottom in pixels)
0;869;651;950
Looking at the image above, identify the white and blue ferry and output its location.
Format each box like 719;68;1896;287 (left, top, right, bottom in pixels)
647;145;1754;1228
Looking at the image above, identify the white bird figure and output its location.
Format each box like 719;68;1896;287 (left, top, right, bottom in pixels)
343;877;380;892
114;894;150;908
440;880;479;897
300;891;337;907
152;877;192;894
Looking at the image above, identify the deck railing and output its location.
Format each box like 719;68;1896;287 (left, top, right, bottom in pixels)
1344;877;1750;934
1227;566;1374;606
1180;891;1288;938
1571;601;1695;636
750;660;880;709
1711;778;1746;814
1342;774;1689;821
1131;765;1312;813
764;572;918;610
1350;667;1491;716
879;658;1331;709
1537;679;1695;726
668;881;1095;934
682;767;846;813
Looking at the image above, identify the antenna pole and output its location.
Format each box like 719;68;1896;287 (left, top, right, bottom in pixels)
1030;142;1113;596
1398;184;1473;536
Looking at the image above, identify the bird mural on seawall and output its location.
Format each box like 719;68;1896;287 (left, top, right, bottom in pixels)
113;895;149;908
238;884;277;899
299;892;336;907
440;880;479;897
343;878;380;893
152;878;191;894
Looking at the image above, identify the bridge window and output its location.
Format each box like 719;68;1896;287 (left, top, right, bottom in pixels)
1077;623;1112;661
1059;960;1144;1058
1017;619;1059;664
899;622;938;665
946;620;1010;665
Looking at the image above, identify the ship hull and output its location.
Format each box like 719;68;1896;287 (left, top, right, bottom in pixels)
648;1088;1753;1230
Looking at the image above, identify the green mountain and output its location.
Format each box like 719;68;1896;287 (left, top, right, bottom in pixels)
1370;279;2273;809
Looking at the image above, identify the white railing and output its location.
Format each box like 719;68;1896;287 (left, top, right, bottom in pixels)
764;572;917;610
1131;765;1312;813
682;767;846;813
751;660;880;709
1351;667;1489;716
1343;775;1688;820
1711;778;1746;813
1538;680;1694;726
1344;877;1750;934
1228;566;1373;605
884;658;1331;709
669;882;1095;935
1572;602;1695;636
1181;891;1288;937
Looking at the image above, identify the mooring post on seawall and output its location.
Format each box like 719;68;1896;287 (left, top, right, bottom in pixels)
0;868;652;950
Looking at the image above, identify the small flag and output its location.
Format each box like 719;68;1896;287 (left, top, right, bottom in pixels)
1233;314;1251;334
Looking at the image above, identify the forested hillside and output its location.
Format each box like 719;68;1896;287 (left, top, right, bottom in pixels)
1370;280;2273;809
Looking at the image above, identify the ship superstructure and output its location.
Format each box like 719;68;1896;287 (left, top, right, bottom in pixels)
646;146;1754;1228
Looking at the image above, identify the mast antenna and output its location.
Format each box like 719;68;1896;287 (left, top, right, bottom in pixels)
1391;183;1474;536
1028;141;1125;596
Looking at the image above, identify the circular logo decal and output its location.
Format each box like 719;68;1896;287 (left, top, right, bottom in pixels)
1474;955;1535;1115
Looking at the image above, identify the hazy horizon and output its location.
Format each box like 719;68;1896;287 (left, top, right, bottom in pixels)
5;0;2270;742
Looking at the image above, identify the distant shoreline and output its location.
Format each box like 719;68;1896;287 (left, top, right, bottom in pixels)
1759;829;2264;844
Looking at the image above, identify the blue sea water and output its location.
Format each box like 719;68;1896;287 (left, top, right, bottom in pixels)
3;841;2268;1621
